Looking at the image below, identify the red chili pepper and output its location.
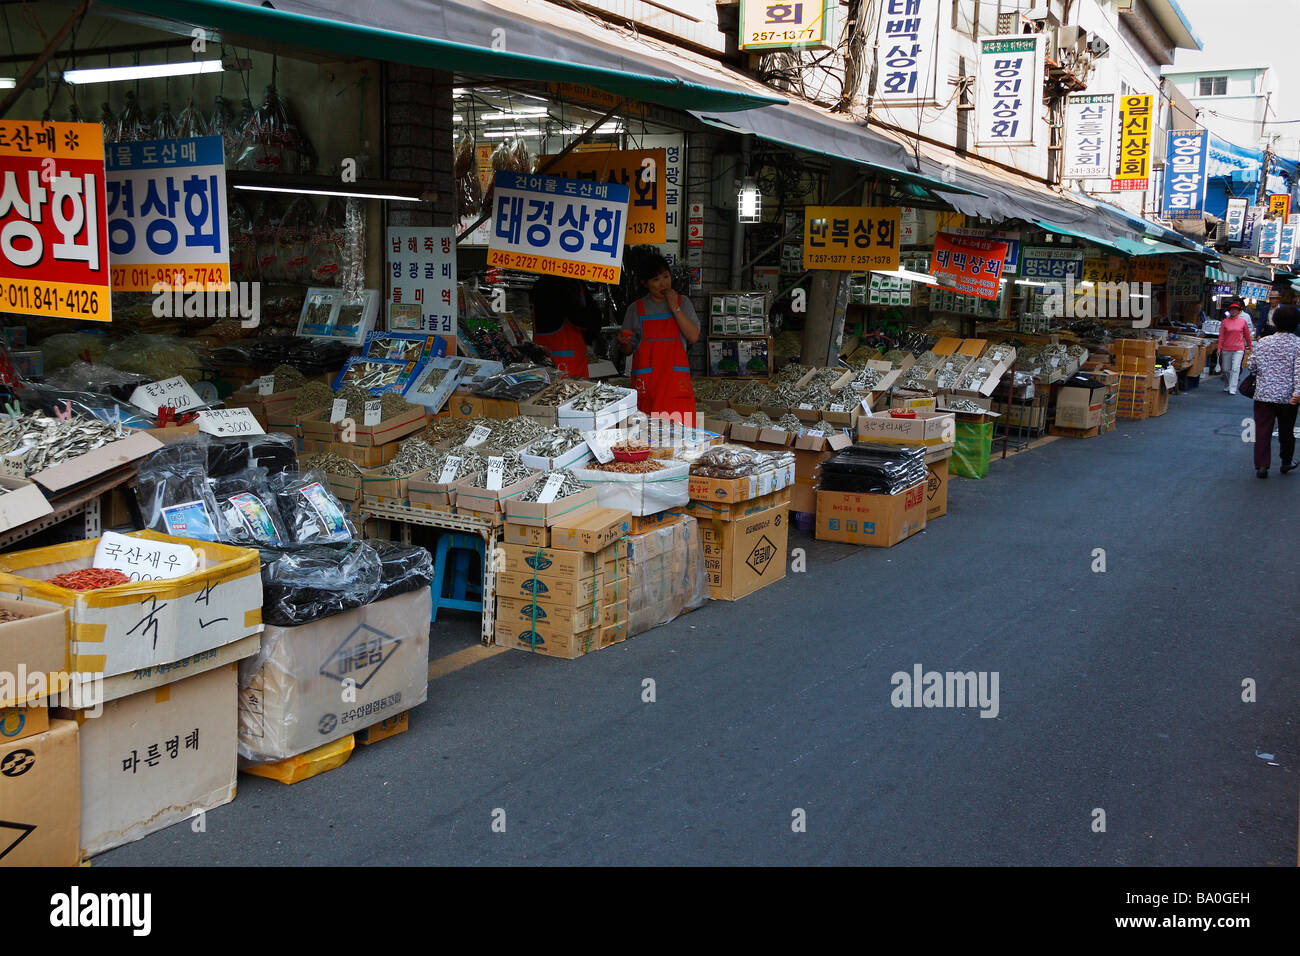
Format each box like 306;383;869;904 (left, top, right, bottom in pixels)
47;568;131;591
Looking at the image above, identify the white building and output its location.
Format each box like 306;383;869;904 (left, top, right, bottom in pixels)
1160;61;1297;161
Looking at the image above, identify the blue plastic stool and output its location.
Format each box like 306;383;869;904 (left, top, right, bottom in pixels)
430;532;486;622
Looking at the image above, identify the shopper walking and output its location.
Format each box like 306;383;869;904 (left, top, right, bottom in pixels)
1218;299;1253;394
1245;304;1300;478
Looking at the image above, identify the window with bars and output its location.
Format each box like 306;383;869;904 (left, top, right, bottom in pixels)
1198;76;1228;96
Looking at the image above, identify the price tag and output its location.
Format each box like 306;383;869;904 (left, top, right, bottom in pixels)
535;472;566;504
256;375;275;396
0;455;26;478
465;424;492;447
364;400;382;426
860;398;874;417
197;408;266;437
584;429;615;464
330;399;348;424
93;530;197;581
486;456;506;491
830;404;846;412
130;376;204;415
806;429;825;439
438;455;462;484
798;403;813;410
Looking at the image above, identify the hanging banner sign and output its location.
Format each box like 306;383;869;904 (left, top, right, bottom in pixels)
1020;247;1084;281
104;135;229;292
975;35;1043;148
1225;198;1248;243
540;149;666;245
1082;257;1128;284
1064;94;1116;179
640;134;685;268
1240;279;1272;300
487;172;629;284
0;120;111;322
803;206;900;270
1111;94;1153;191
1268;193;1291;222
944;226;1020;274
386;227;457;338
1258;218;1281;259
1277;223;1297;266
1161;129;1208;220
876;0;947;106
738;0;830;51
930;233;1008;299
546;83;646;116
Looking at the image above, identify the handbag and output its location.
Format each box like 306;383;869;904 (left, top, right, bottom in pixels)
1239;372;1256;398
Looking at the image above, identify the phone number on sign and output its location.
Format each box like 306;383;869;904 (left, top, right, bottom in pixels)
747;29;819;43
804;253;895;268
487;250;620;284
0;282;103;317
110;266;229;289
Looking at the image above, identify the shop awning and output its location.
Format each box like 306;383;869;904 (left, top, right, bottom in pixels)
98;0;786;113
1205;266;1233;282
1216;253;1273;281
689;105;986;196
1033;220;1134;257
1109;237;1198;257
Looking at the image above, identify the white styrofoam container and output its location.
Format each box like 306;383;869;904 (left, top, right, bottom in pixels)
570;460;689;516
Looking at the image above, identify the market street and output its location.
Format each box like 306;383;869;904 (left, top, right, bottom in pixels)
95;385;1299;867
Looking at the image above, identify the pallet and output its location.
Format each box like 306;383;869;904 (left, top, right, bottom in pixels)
1049;424;1100;439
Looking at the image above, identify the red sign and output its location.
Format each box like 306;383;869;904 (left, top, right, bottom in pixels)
0;121;111;321
929;233;1009;300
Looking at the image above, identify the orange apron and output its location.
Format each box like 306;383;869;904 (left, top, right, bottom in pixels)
534;320;589;379
630;298;696;424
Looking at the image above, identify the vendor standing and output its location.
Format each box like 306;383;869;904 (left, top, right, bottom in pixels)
618;255;699;423
529;275;602;379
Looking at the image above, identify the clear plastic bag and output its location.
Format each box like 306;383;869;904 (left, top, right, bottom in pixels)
207;433;298;479
234;84;317;175
151;101;178;140
256;540;382;627
175;98;207;139
269;469;354;545
212;468;289;547
115;90;149;142
368;540;435;602
626;514;707;637
135;442;224;541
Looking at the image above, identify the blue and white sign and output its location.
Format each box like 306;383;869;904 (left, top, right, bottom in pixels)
486;172;630;284
1240;279;1272;300
1162;129;1208;220
975;35;1044;147
1020;247;1084;280
104;135;228;290
1278;223;1297;266
1225;198;1247;243
1064;94;1115;179
877;0;947;106
1258;218;1282;259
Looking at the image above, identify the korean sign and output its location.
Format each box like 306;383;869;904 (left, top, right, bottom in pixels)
944;226;1019;274
975;36;1043;148
1111;94;1153;191
802;206;900;270
1020;247;1083;281
0;120;110;322
487;172;629;284
386;227;457;338
105;136;229;292
1268;193;1291;222
1161;130;1208;220
539;149;666;245
1277;222;1296;266
1258;218;1281;258
875;0;947;106
1240;279;1272;300
930;233;1008;299
640;135;685;266
1064;94;1115;179
1225;197;1247;243
1128;257;1170;285
1082;258;1127;284
739;0;829;51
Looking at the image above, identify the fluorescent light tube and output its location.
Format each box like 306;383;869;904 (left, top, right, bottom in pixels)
63;60;223;85
232;184;426;202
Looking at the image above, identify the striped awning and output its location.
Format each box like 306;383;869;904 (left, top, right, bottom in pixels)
1205;266;1233;282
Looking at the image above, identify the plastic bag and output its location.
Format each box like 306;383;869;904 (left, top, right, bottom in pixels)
454;137;483;219
369;540;435;602
135;442;224;541
151;102;178;140
234;84;316;175
176;98;207;139
256;540;382;627
269;469;354;544
39;332;109;371
211;468;289;547
207;432;298;479
626;514;706;637
103;334;205;381
115;90;149;141
308;199;345;287
277;196;316;285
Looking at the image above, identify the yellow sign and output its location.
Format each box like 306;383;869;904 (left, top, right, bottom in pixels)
740;0;829;50
539;149;667;244
1081;258;1127;285
1111;94;1153;191
803;206;900;270
1128;257;1170;284
1269;193;1291;222
486;249;620;285
475;144;494;194
546;83;646;116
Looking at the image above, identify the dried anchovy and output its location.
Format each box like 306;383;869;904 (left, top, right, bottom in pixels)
381;438;442;476
741;411;773;426
587;459;664;474
794;384;835;408
802;419;841;435
566;383;629;413
490;416;546;450
881;349;912;366
693;378;742;400
716;408;744;422
422;416;475;446
732;381;775;405
0;412;129;476
517;468;588;502
464;451;533;488
774;413;803;432
528;379;594;407
414;366;452;395
804;368;844;389
768;382;805;406
523;428;586;459
852;366;885;390
290;381;335;415
423;446;488;482
272;364;307;392
300;451;363;478
944;398;986;413
775;363;812;384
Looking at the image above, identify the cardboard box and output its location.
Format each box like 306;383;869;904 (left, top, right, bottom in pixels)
452;472;539;514
238;589;430;763
688;460;795;504
67;664;238;857
304;438;401;468
1055;384;1106;430
696;499;790;601
571;461;690;515
857;410;955;446
923;447;952;520
0;718;79;866
815;482;927;547
790;481;817;514
626;510;681;534
889;391;938;412
549;507;633;553
301;403;426;447
26;432;163;500
503;486;599;527
678;487;792;523
0;597;69;707
146;422;203;445
0;704;49;742
0;531;262;679
359;467;418;501
355;711;408;745
518;380;597;424
556;388;638;431
497;594;623;631
504;522;550;548
500;541;629;578
447;394;488;419
793;430;853;452
493;622;598;659
496;569;619;607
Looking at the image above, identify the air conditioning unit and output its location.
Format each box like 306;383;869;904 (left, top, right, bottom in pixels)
996;12;1022;35
1088;36;1110;58
1022;9;1061;33
1055;25;1088;58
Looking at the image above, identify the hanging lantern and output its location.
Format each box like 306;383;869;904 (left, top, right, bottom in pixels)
737;176;761;223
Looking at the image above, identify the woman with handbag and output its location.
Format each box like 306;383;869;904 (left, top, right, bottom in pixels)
1243;304;1300;478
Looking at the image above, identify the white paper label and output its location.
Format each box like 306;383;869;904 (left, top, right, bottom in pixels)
860;398;874;417
486;456;506;491
197;408;266;437
535;472;566;504
798;403;813;410
257;375;275;396
583;429;615;464
330;398;348;423
438;456;462;484
465;424;492;447
130;376;204;415
364;400;382;426
93;530;198;581
830;404;846;412
806;429;825;439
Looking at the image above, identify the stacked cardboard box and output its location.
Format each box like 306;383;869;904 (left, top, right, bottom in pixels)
624;515;707;636
815;481;928;547
1112;339;1157;385
1116;374;1169;420
694;493;790;600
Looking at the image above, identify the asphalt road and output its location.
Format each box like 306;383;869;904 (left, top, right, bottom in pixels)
100;383;1299;866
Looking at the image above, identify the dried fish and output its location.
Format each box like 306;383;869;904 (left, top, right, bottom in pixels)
463;451;533;488
587;458;664;474
421;446;488;483
380;438;442;476
523;428;586;459
944;398;987;413
272;364;307;392
0;412;130;476
566;383;630;413
290;382;335;415
300;451;363;478
490;416;546;450
517;468;588;502
732;381;776;405
528;379;595;407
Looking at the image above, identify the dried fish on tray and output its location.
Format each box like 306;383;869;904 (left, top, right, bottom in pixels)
380;438;442;476
565;383;631;413
300;452;363;478
516;469;588;502
462;452;534;488
526;379;595;408
0;412;130;476
522;428;586;460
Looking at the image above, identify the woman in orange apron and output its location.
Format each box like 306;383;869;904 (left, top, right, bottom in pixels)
529;276;599;379
619;255;698;425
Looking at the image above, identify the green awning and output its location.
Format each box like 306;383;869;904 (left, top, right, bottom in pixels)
1032;219;1132;257
99;0;786;113
1109;237;1197;257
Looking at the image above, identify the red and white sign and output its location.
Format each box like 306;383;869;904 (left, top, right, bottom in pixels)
0;120;111;321
930;232;1009;300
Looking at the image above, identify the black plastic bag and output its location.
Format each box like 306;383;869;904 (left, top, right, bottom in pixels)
268;469;354;545
134;441;224;541
207;433;298;479
257;540;382;626
369;540;434;602
211;468;289;547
